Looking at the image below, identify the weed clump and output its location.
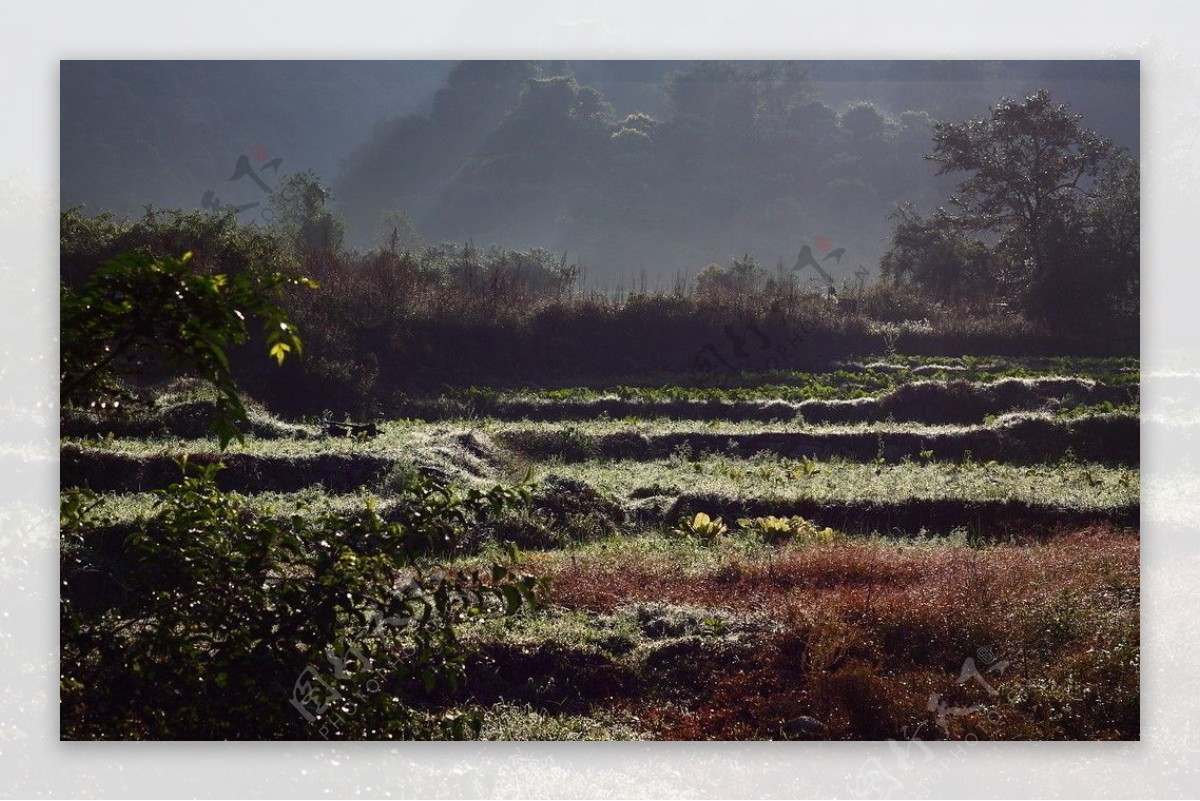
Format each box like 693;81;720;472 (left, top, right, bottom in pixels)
737;515;840;545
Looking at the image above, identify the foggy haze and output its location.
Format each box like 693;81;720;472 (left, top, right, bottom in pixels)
60;60;1139;290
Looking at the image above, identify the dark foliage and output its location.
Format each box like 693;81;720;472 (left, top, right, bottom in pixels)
883;90;1139;345
61;461;544;739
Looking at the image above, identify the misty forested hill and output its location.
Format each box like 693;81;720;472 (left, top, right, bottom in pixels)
61;60;1138;287
60;61;453;215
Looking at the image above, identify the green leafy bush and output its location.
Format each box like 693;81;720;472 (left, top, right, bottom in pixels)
61;460;544;740
60;250;314;448
60;207;289;289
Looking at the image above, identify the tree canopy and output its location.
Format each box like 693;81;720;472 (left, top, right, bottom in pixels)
929;89;1118;272
884;89;1138;339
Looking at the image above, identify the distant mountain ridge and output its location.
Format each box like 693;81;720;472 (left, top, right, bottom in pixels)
61;60;1138;287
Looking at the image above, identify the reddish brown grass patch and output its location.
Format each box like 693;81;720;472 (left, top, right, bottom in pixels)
521;524;1138;740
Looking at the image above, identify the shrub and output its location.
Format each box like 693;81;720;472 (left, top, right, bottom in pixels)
879;205;999;307
60;207;288;289
694;254;767;300
61;249;314;448
60;460;545;740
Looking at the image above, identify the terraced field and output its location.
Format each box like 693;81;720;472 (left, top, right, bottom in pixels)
61;356;1140;740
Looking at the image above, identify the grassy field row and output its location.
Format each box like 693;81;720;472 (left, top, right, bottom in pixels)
68;455;1140;521
62;419;1138;499
534;456;1137;508
69;456;1138;546
61;409;1137;459
495;412;1137;465
400;380;1136;425
441;355;1140;400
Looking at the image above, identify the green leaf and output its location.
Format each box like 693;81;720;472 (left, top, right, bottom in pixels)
500;584;521;616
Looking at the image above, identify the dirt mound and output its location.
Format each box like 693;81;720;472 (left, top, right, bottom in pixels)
60;427;521;497
481;475;628;549
62;399;317;441
60;444;396;493
461;641;636;714
798;377;1131;425
409;396;803;424
415;429;508;481
912;364;971;375
636;635;758;700
853;362;910;373
500;412;1139;466
406;377;1135;426
534;475;626;526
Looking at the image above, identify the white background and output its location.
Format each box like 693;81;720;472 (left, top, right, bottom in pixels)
4;1;1199;797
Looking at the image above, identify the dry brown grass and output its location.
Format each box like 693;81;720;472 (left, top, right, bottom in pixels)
519;525;1138;740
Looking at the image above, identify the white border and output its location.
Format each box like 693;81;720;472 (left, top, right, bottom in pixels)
5;1;1200;797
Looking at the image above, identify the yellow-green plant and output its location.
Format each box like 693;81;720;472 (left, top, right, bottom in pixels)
672;512;728;542
737;515;840;545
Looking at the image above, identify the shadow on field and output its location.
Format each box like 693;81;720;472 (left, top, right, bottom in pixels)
662;493;1139;538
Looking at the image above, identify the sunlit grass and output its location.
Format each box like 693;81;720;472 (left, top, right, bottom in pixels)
477;410;1136;438
60;420;442;457
535;455;1139;510
475;703;645;741
447;355;1139;404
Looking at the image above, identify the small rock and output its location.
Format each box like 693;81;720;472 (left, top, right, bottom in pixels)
781;715;827;739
